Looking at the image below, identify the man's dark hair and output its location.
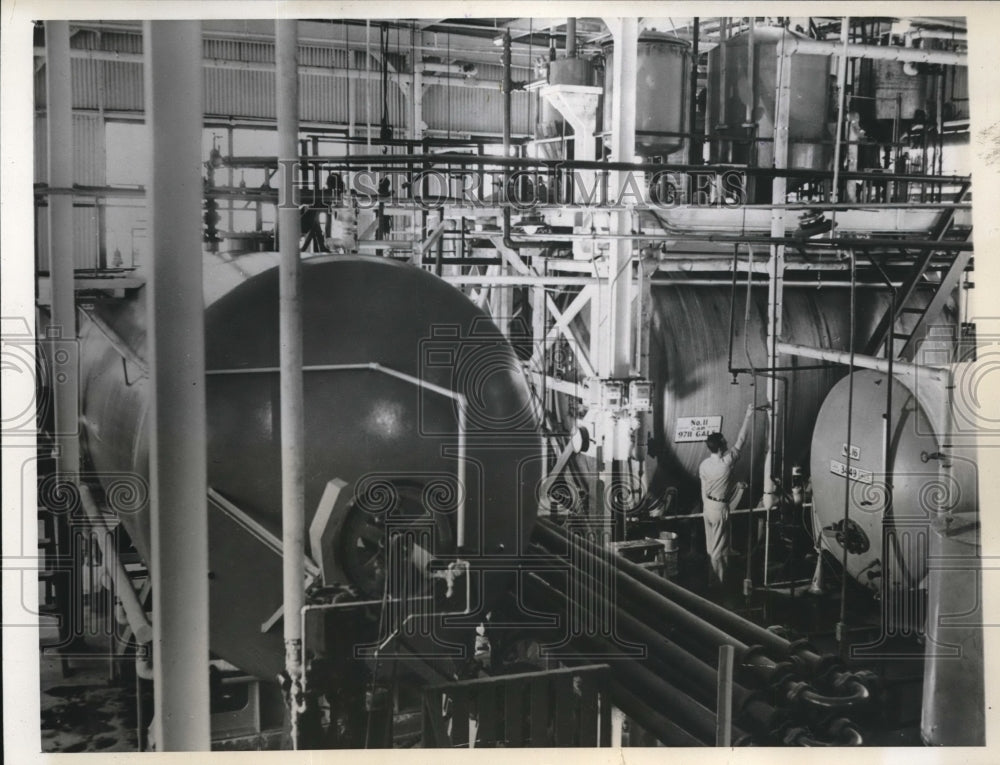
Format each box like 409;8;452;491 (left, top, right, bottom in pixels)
705;432;725;454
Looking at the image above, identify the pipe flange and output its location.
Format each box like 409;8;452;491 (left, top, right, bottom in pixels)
782;725;809;746
782;679;810;704
833;668;879;693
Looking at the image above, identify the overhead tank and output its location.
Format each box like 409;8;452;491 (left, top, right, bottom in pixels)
538;57;595;139
707;26;831;176
602;32;691;158
75;255;542;681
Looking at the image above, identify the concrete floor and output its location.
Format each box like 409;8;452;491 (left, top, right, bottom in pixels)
39;618;140;753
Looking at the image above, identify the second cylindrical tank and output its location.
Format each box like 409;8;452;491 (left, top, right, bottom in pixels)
707;26;832;173
602;32;691;158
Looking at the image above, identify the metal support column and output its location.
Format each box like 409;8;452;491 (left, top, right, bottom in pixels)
143;20;210;750
45;21;80;483
276;19;307;749
601;18;638;540
604;17;637;379
761;33;791;517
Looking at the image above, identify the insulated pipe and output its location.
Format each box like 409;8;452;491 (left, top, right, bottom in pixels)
776;341;950;377
143;20;211;750
566;18;577;58
688;18;700;165
276;18;307;749
534;521;876;710
528;546;780;735
524;573;745;745
45;21;80;483
831;18;850;206
608;682;706;746
535;519;823;673
785;37;966;66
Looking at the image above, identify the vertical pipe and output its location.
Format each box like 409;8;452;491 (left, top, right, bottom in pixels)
45;21;80;483
501;30;514;264
143;20;210;750
689;18;700;165
607;18;637;378
760;35;791;562
837;251;857;655
605;18;638;540
276;18;306;749
831;17;851;205
745;17;755;126
715;645;735;746
365;21;372;150
566;18;577;58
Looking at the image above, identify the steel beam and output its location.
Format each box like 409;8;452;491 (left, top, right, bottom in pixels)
143;19;210;751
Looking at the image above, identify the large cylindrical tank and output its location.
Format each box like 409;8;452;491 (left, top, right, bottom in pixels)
77;255;542;680
645;286;886;508
811;369;982;744
602;33;690;158
809;370;948;592
707;26;831;173
538;57;595;139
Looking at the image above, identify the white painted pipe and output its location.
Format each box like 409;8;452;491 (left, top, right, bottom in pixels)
787;37;966;67
45;22;80;482
276;17;308;749
143;19;211;751
776;341;949;378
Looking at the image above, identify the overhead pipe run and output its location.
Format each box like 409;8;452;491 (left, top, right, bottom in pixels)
534;518;878;701
775;341;950;378
786;37;966;66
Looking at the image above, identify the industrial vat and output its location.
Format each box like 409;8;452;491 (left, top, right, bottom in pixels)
77;255;542;680
538;57;595;139
707;26;831;174
646;286;885;508
602;33;691;158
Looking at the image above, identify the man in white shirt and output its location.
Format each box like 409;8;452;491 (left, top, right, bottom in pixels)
699;403;755;586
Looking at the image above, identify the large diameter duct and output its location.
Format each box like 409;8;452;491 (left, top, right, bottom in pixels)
645;286;887;509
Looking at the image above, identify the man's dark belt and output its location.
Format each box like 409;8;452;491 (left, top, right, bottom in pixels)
706;495;728;503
